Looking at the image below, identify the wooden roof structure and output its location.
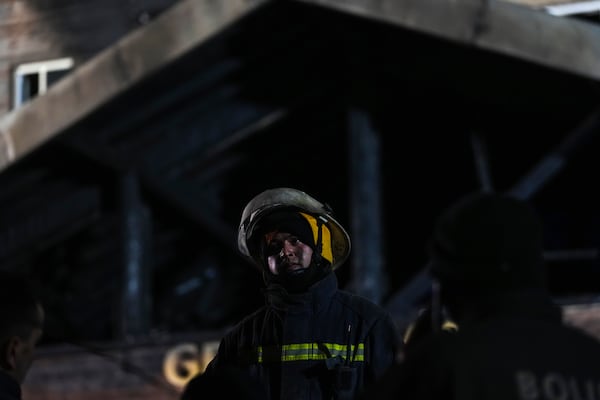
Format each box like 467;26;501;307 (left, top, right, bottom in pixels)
3;0;600;169
0;0;599;351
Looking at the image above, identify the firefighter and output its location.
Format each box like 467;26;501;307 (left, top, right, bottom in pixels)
201;187;400;400
364;191;600;399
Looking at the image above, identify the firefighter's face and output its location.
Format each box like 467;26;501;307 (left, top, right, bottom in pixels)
265;231;314;276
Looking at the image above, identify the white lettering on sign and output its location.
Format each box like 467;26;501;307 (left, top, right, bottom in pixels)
162;341;220;390
162;343;201;389
515;370;600;400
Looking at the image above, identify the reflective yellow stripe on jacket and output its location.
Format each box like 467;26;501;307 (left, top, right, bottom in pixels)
256;343;365;363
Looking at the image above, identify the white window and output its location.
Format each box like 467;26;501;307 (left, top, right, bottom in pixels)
544;0;600;16
13;57;74;108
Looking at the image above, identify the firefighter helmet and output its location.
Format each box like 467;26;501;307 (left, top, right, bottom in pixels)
238;187;351;271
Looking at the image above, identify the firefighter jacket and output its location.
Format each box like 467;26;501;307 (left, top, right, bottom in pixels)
205;271;400;400
363;290;600;400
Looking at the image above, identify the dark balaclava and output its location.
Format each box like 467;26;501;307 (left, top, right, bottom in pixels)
252;209;332;293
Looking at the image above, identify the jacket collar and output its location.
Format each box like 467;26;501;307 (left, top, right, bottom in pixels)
264;271;337;312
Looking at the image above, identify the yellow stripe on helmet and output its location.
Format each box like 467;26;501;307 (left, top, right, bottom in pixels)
299;212;333;264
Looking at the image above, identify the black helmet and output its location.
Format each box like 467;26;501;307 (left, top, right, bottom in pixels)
238;188;351;271
429;192;546;291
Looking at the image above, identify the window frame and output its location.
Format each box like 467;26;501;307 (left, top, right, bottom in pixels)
13;57;74;108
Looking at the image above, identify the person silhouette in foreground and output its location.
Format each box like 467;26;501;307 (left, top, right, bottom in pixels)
200;187;400;400
0;271;44;400
365;191;600;399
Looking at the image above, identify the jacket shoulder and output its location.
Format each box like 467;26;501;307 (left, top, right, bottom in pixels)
217;306;268;339
334;289;393;322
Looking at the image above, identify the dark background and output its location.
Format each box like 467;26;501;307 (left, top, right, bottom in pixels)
1;0;599;346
